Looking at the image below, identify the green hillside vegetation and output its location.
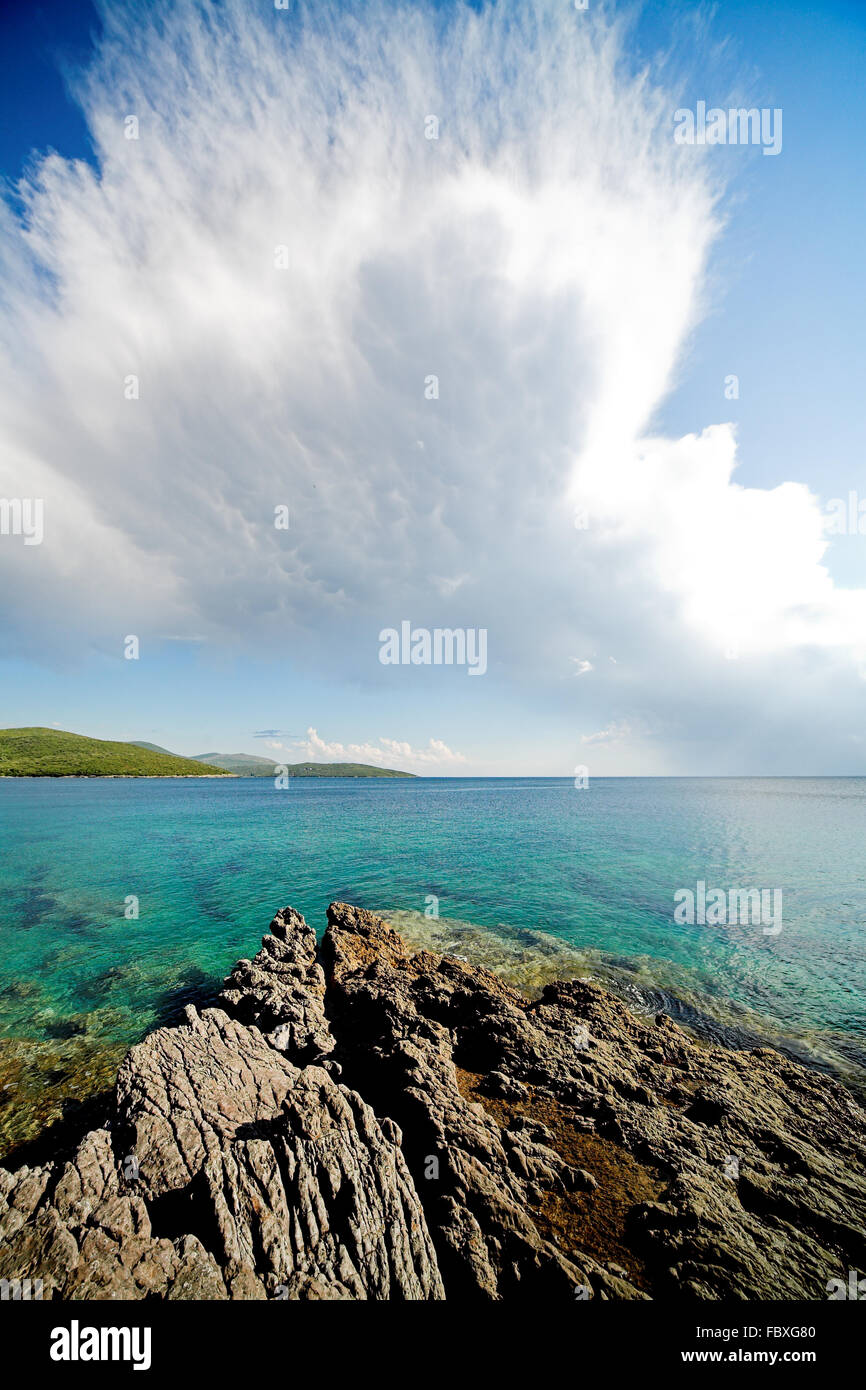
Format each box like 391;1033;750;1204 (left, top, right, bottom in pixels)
0;728;231;778
283;762;414;778
190;752;415;778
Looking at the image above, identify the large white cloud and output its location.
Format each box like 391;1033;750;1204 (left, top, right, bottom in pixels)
0;0;863;770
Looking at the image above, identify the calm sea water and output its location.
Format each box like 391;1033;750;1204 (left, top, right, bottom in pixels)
1;776;865;1135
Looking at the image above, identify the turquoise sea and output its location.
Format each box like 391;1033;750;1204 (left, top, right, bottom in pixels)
1;775;865;1152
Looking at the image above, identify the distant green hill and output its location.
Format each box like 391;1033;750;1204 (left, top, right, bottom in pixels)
190;752;281;776
190;752;414;778
0;729;231;778
284;762;414;778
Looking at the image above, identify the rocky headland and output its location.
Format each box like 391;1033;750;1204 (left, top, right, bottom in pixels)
1;902;864;1300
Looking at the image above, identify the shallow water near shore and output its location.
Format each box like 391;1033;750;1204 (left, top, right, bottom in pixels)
1;775;865;1156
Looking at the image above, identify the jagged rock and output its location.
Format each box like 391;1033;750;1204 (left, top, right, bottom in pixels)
218;906;334;1064
0;1127;227;1300
0;902;864;1300
114;1003;443;1299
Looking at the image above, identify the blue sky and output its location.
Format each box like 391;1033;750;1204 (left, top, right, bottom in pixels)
1;0;865;774
645;0;866;582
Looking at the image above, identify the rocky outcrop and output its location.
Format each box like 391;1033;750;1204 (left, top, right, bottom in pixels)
1;902;864;1300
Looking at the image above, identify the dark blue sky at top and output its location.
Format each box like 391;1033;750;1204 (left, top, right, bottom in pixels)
0;0;100;180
